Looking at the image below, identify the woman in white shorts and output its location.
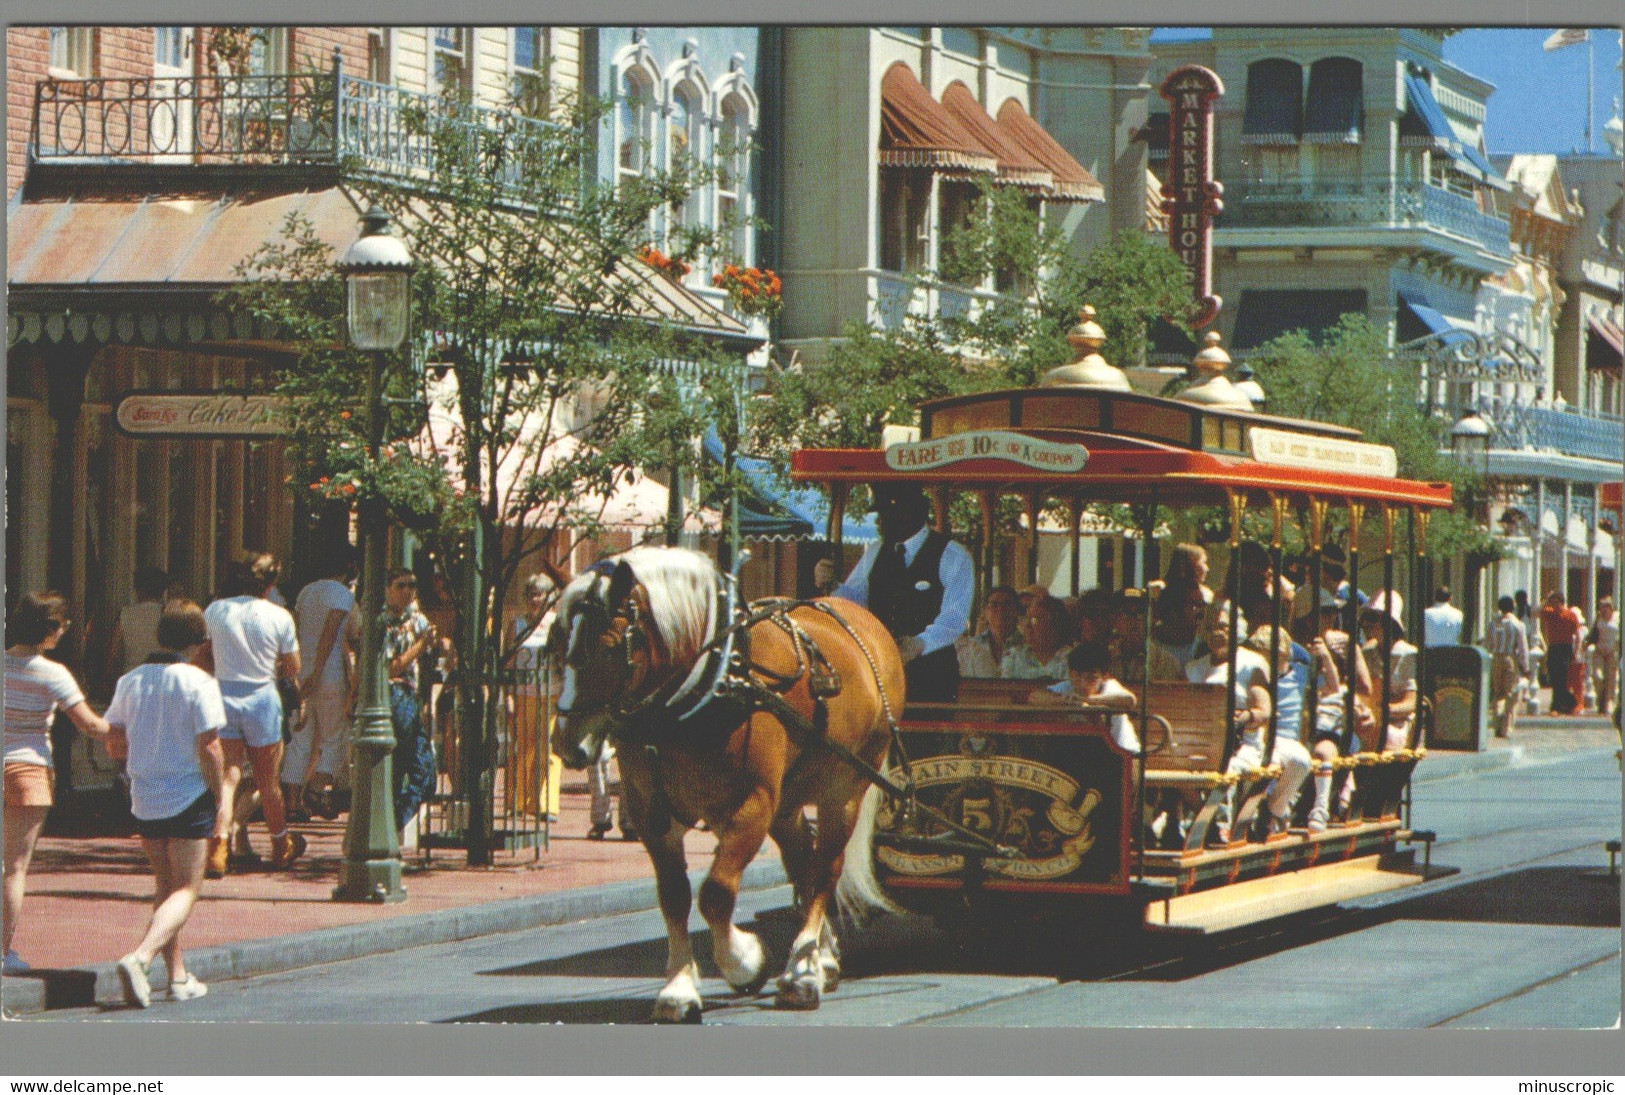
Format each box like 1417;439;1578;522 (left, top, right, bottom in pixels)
203;552;303;876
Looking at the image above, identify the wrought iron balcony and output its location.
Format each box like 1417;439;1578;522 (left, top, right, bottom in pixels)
29;63;564;194
1220;177;1511;258
1466;399;1625;464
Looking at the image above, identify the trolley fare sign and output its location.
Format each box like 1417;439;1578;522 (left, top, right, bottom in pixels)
885;430;1089;473
114;391;287;439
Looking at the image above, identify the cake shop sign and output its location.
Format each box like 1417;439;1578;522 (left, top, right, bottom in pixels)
1160;64;1225;329
115;391;288;439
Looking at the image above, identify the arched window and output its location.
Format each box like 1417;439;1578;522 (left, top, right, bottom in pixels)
1305;57;1363;183
667;72;709;239
618;69;654;180
1241;58;1304;185
716;92;752;264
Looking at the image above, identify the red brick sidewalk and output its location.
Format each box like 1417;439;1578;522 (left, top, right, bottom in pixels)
8;775;728;973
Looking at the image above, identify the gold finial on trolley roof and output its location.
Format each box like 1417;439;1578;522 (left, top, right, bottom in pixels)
1038;304;1131;391
1175;331;1254;410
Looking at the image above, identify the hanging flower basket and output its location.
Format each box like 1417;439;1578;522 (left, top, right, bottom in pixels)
712;264;783;317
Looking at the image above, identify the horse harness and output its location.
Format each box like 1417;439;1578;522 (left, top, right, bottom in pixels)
592;579;1015;859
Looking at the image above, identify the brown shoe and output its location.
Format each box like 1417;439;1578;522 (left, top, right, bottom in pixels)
270;831;307;870
205;837;229;880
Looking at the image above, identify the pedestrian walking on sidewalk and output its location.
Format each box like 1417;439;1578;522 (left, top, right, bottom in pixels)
1588;597;1619;718
104;600;227;1008
287;545;356;820
4;592;112;975
511;573;564;824
1540;591;1581;715
1488;596;1530;738
203;552;305;876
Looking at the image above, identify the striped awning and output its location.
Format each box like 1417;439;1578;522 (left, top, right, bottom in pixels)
1143;111;1170;162
993;99;1104;203
1240;59;1303;145
1399;74;1510;191
879;63;997;175
939;82;1053;191
1303;58;1363;144
1588;314;1625;366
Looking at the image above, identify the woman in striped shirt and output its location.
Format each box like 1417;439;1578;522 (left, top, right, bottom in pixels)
4;592;111;973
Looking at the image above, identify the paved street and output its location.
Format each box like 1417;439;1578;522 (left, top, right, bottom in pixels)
35;744;1618;1028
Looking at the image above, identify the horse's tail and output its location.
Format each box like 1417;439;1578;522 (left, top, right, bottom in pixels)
836;769;905;924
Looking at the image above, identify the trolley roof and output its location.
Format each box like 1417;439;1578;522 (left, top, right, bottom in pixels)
790;388;1453;509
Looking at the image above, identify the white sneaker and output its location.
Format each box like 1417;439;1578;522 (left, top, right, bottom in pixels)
1307;806;1328;834
116;953;152;1009
2;949;30;974
168;973;208;1002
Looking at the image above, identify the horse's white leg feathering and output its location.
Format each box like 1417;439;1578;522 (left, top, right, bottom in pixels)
652;928;704;1024
714;924;768;994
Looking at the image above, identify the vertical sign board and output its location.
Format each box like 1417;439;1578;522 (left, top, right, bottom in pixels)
1160;65;1225;329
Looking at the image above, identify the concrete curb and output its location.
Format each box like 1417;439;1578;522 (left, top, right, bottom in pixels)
2;857;789;1018
1411;746;1524;783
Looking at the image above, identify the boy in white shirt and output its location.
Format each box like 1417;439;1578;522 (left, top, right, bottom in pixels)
1027;640;1141;754
104;600;227;1008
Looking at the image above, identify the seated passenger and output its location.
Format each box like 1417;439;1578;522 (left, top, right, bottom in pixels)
1108;590;1185;683
1185;606;1306;838
1002;593;1075;680
956;585;1024;679
1072;587;1116;646
1239;624;1314;834
1026;640;1140;754
1304;591;1374;831
1152;582;1208;671
1360;592;1418;752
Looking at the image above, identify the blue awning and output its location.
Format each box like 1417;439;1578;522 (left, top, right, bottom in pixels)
704;430;879;543
1241;59;1303;145
1399;74;1509;190
1303;58;1363;144
1397;291;1474;347
1231;288;1367;350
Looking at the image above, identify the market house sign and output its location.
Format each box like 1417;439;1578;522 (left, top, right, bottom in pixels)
1160;65;1225;330
885;430;1089;473
115;391;287;439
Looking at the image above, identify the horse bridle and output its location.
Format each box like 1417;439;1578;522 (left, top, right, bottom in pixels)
555;576;654;723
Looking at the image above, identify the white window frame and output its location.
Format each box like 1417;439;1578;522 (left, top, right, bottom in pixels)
712;70;758;269
366;27;392;84
246;27;289;77
510;27;549;117
432;26;473;98
613;44;661;190
151;27;195;160
48;27;95;78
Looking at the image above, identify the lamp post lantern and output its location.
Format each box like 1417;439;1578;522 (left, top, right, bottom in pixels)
334;204;413;904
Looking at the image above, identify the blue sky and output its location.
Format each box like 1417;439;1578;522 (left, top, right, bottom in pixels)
1148;27;1624;156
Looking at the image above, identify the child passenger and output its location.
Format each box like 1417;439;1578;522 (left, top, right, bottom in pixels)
1027;641;1141;755
104;600;229;1008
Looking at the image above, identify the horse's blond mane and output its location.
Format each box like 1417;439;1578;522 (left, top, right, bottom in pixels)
619;546;718;668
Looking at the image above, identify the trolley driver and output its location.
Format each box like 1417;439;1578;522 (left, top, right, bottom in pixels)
835;483;974;703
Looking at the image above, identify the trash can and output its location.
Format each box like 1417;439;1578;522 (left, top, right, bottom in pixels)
1424;645;1490;751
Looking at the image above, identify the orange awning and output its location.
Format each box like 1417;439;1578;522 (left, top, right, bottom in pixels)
939;82;1053;191
995;99;1104;203
879;63;997;175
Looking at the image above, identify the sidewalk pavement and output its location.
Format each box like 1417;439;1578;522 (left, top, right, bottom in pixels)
3;713;1618;1018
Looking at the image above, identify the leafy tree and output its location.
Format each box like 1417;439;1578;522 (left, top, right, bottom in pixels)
1245;313;1500;563
229;89;743;862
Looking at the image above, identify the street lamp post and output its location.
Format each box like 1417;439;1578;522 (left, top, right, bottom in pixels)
334;205;414;904
1452;409;1493;641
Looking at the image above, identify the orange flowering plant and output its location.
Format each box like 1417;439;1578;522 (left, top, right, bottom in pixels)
639;246;691;281
712;264;783;317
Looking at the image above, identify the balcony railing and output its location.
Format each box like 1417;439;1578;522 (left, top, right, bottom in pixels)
1461;397;1625;465
30;66;564;194
1221;177;1511;258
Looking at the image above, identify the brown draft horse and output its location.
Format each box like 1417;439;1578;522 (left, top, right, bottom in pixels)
550;546;903;1022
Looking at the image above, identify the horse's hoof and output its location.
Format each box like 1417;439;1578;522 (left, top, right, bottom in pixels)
721;929;770;995
774;975;822;1011
820;958;841;993
652;999;703;1024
